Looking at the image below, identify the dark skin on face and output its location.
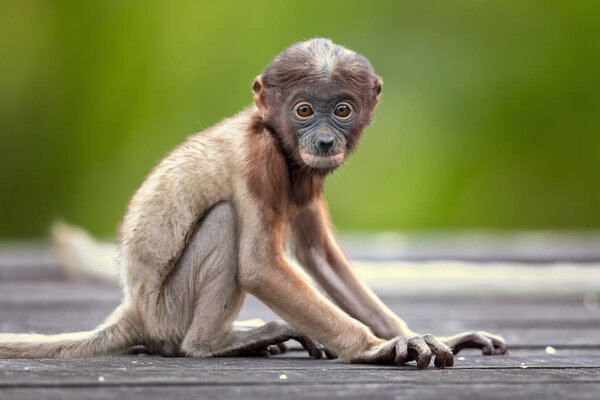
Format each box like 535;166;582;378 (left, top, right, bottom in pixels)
288;91;360;169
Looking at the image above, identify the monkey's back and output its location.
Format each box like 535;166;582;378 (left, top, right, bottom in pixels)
116;106;258;291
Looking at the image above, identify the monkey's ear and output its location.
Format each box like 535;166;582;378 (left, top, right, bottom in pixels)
252;75;268;116
373;77;383;104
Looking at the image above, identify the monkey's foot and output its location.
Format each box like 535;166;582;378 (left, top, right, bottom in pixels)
440;331;508;355
233;342;288;357
246;342;338;359
216;321;325;359
353;334;455;369
268;343;337;359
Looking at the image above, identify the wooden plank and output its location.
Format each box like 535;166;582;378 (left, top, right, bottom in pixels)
2;282;598;323
1;349;599;375
0;249;62;282
1;283;599;346
0;358;599;386
0;282;121;303
1;352;599;398
6;230;600;266
1;281;598;323
3;248;600;300
2;383;600;400
339;231;600;263
3;305;598;348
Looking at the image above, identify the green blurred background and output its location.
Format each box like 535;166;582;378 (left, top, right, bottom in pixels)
1;0;599;238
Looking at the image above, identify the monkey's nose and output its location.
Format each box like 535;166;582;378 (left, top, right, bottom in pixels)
317;135;335;152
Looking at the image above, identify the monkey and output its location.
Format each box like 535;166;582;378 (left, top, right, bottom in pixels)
0;38;507;368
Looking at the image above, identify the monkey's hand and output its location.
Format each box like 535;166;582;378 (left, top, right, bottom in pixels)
352;334;455;369
440;331;508;355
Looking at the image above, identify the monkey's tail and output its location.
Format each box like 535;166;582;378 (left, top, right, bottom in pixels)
51;221;119;283
0;306;139;359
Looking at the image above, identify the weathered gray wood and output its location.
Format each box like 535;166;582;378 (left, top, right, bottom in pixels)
1;350;599;377
2;383;600;400
2;282;598;323
1;281;598;347
5;231;600;270
3;306;598;348
1;253;600;399
339;231;600;263
0;356;599;400
0;247;62;281
0;358;599;386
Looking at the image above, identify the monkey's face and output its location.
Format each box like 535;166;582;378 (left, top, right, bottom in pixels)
288;94;359;170
254;39;382;174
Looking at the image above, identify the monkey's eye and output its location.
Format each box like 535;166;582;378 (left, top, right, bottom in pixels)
334;103;352;119
295;103;314;118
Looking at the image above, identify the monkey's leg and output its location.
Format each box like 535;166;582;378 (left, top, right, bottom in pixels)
161;203;322;359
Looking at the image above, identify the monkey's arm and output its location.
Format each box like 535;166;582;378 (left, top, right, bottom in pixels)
290;196;507;355
236;205;454;368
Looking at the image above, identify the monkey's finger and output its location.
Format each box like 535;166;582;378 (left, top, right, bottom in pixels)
259;348;271;357
408;337;432;369
324;348;338;359
277;342;289;354
242;347;271;357
423;334;454;368
393;337;408;366
494;347;508;355
294;336;323;359
465;332;495;355
268;344;286;355
481;332;508;355
472;331;507;355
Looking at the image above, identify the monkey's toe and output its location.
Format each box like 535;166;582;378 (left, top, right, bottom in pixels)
268;343;288;355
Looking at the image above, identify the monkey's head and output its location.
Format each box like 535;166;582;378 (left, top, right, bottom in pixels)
253;39;382;173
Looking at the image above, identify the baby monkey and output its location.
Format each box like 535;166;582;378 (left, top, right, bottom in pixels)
0;39;506;368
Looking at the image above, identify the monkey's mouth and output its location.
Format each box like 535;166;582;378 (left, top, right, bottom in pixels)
300;151;345;169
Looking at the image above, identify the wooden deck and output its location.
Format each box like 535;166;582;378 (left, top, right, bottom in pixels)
1;248;599;399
